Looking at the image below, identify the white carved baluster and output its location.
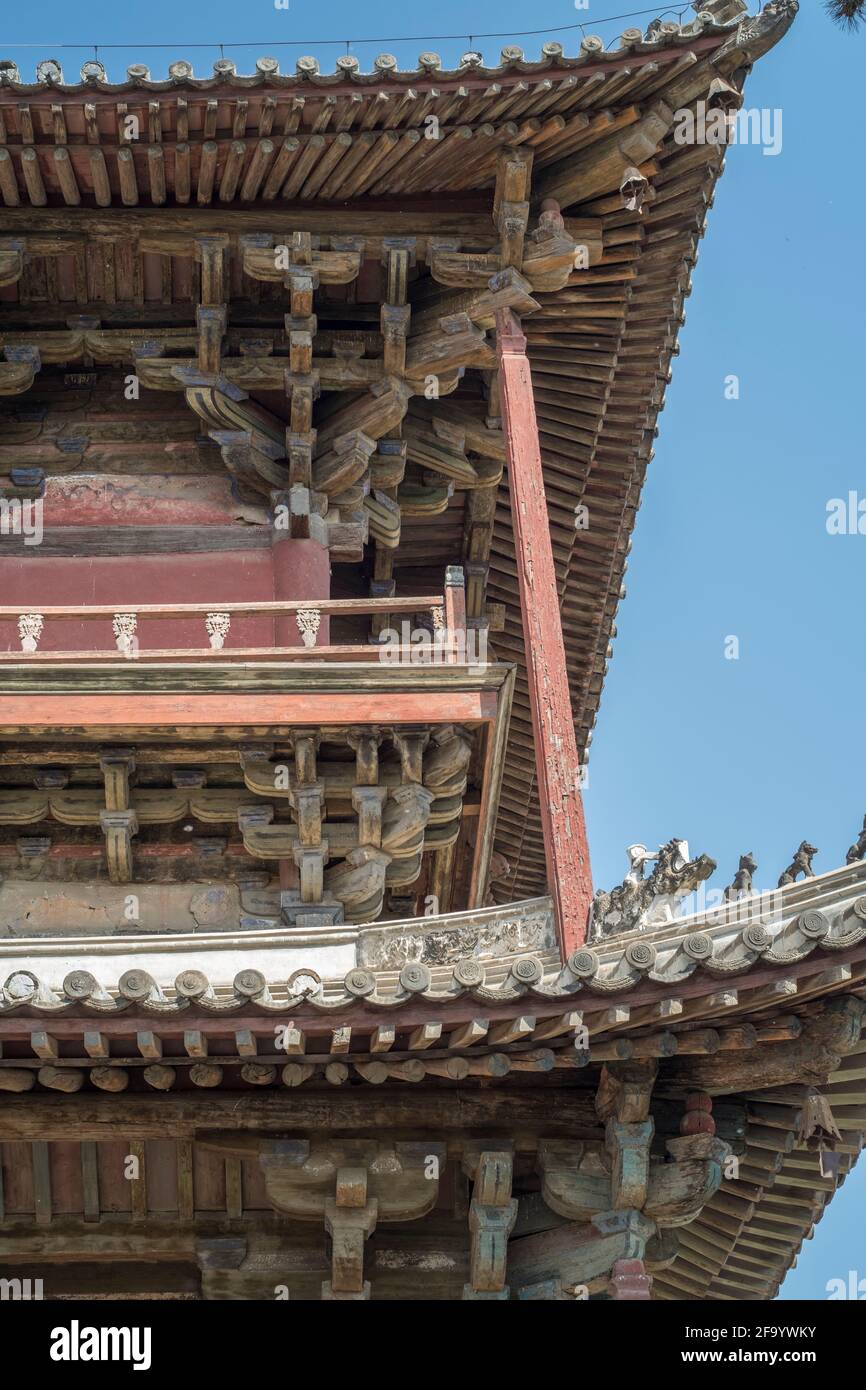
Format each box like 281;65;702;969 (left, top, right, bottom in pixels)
18;613;44;653
296;609;321;649
112;613;138;657
431;605;446;659
206;612;230;650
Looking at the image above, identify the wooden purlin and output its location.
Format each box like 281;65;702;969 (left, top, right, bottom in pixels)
0;1004;853;1097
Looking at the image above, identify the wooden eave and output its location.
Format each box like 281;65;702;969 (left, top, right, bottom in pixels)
2;856;864;1067
654;1058;866;1301
3;835;865;1304
0;22;742;98
0;4;799;903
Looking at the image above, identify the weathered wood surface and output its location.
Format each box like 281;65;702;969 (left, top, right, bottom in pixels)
0;1089;605;1141
509;1210;654;1293
661;997;866;1097
496;306;593;952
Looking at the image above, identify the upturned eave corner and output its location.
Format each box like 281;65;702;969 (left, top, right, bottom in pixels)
714;0;799;72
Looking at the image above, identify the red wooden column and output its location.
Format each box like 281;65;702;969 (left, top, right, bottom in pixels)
495;306;593;955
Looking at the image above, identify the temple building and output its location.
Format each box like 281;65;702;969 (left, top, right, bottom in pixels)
0;0;862;1303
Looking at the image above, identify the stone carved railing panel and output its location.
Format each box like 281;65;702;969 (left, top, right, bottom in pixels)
358;898;555;969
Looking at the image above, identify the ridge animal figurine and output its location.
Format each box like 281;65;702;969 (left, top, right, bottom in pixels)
590;839;716;939
778;841;818;887
846;815;866;865
725;852;757;901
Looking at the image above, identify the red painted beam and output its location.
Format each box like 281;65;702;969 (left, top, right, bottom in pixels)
495;306;593;955
0;690;497;729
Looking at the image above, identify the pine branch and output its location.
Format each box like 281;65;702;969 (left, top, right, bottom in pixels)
826;0;866;29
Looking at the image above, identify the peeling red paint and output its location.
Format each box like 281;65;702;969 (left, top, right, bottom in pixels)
496;307;593;954
29;474;263;527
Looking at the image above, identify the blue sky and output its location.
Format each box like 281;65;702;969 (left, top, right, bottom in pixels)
580;4;866;1300
2;0;863;1300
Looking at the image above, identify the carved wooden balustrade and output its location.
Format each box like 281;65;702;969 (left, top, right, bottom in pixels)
0;561;511;925
0;567;471;665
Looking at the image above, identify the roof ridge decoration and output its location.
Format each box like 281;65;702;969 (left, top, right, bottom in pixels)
0;3;798;93
590;828;860;941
